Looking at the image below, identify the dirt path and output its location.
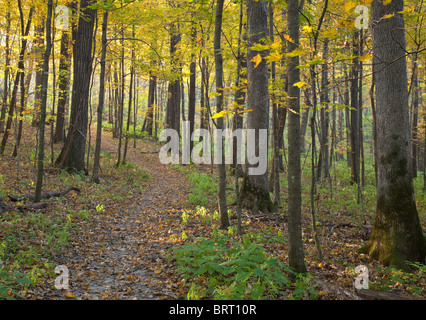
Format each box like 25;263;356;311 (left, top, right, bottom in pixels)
38;131;192;300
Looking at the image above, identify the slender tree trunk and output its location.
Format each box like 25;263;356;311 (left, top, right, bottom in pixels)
350;31;360;184
54;10;72;143
231;1;245;177
92;7;109;184
31;23;45;127
0;6;33;155
145;72;156;136
411;62;419;178
116;28;125;167
188;20;197;155
0;4;11;134
287;0;307;274
34;0;53;202
113;64;119;138
122;28;135;165
214;0;229;230
360;0;426;270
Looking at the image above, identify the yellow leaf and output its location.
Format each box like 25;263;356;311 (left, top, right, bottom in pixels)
284;34;296;44
286;48;305;57
293;81;308;88
154;269;161;274
359;53;372;62
302;25;313;33
321;28;338;39
251;53;262;68
382;0;392;4
211;110;231;119
344;1;357;12
65;292;76;299
265;51;283;63
382;13;395;19
270;41;282;50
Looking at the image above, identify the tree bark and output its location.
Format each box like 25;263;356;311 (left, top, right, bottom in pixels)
54;8;72;144
214;0;229;230
240;0;274;214
92;7;109;184
0;5;34;155
359;0;426;270
287;0;307;274
34;0;53;202
0;4;11;134
350;31;360;184
55;0;97;173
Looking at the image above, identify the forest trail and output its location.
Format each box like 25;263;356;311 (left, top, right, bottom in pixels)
39;130;193;300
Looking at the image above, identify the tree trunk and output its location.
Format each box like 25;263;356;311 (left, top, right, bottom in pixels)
214;0;229;230
240;0;274;214
116;28;125;167
31;23;45;127
411;63;419;178
287;0;307;274
165;30;181;136
55;0;97;173
54;11;72;144
0;4;11;134
92;7;109;184
231;1;245;177
34;0;53;202
0;5;34;155
318;39;330;181
350;31;360;184
144;72;155;136
188;21;197;155
359;0;426;270
122;28;135;165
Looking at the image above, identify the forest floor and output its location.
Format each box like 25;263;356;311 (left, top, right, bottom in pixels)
0;123;425;300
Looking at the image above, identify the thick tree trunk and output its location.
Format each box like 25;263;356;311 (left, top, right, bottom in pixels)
55;0;97;172
165;31;181;136
240;0;274;214
360;0;426;270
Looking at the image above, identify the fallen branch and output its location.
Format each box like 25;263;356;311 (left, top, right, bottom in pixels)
355;289;423;300
0;200;13;213
231;213;287;222
17;202;49;212
8;187;81;202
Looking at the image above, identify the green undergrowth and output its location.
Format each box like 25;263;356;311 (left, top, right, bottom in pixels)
172;229;318;300
170;164;234;207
